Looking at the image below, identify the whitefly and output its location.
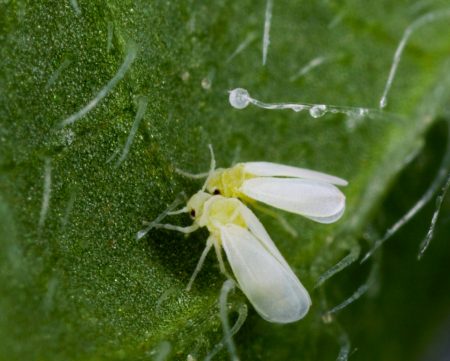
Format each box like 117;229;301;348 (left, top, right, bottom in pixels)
139;147;348;323
138;189;311;323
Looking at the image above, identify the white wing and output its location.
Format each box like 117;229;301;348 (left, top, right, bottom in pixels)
241;177;345;223
243;162;348;186
237;202;291;270
221;224;311;323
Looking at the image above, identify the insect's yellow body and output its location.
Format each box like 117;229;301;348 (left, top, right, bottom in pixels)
205;161;347;224
187;192;247;239
206;164;253;201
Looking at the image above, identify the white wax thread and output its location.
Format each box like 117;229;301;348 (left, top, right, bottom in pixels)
204;303;247;361
227;33;257;63
228;88;372;119
115;96;148;167
327;283;370;315
69;0;81;16
45;59;72;90
218;280;240;361
60;45;137;127
379;9;450;109
336;329;351;361
39;159;52;230
328;11;346;29
262;0;273;66
107;22;113;53
324;262;378;316
289;56;328;82
155;287;177;312
43;276;58;313
61;191;76;229
153;341;172;361
418;171;450;259
315;246;360;288
361;125;450;263
106;148;120;164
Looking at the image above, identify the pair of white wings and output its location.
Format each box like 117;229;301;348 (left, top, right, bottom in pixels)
219;202;311;324
240;162;348;223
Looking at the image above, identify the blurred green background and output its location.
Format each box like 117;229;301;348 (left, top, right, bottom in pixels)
1;0;449;360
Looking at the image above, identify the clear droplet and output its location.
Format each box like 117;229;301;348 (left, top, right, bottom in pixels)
229;88;250;109
348;108;369;118
291;105;304;112
309;104;327;118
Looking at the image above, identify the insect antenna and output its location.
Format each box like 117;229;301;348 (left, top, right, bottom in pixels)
136;193;186;240
201;144;217;191
167;207;188;215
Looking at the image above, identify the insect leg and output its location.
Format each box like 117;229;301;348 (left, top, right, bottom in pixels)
251;202;298;237
213;237;234;280
153;223;199;234
186;236;214;291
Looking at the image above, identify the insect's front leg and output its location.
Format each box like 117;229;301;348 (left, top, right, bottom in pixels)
152;223;200;234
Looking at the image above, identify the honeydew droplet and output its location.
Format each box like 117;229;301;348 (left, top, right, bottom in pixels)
201;77;211;90
359;108;369;116
181;71;190;82
229;88;250;109
309;104;327;118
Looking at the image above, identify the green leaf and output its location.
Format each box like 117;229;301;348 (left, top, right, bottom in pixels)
1;1;450;360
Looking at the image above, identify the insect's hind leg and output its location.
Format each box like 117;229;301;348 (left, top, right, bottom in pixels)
213;238;234;281
186;236;214;291
252;203;298;237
